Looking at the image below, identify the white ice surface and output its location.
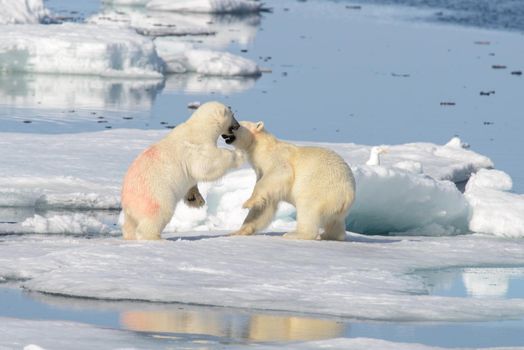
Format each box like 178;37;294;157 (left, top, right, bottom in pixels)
1;233;524;322
146;0;264;14
0;0;49;24
0;130;505;236
0;24;164;78
465;169;524;238
155;39;261;76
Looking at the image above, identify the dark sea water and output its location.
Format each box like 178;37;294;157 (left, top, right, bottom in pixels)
347;0;524;32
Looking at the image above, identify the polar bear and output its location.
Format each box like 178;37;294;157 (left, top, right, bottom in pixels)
121;101;244;240
226;121;355;241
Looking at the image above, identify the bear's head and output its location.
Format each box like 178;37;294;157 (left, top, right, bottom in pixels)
189;101;240;142
226;120;265;150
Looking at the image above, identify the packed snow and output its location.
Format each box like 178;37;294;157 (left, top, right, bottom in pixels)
146;0;265;14
0;24;164;78
465;169;524;238
1;233;524;322
0;0;49;24
0;22;259;78
156;40;261;76
1;129;517;236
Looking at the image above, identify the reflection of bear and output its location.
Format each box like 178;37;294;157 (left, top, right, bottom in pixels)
229;121;355;240
121;102;243;240
120;309;344;342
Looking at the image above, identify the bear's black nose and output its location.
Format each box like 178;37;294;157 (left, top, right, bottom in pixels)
228;118;240;133
222;134;236;144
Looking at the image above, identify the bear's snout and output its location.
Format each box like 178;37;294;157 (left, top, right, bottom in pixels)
222;134;236;144
228;118;240;133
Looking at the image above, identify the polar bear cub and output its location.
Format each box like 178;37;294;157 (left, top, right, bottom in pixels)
121;102;244;240
228;121;355;241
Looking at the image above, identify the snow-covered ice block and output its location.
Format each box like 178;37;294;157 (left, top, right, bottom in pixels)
146;0;264;14
0;0;49;24
156;40;261;76
2;234;524;322
465;169;524;238
322;138;494;184
0;23;164;78
348;165;469;235
0;130;504;236
21;213;116;235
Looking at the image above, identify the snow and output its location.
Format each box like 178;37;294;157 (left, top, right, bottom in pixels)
156;40;261;76
349;165;469;235
21;213;116;235
0;0;49;24
1;234;524;322
0;130;509;236
146;0;265;14
465;169;524;238
0;24;164;78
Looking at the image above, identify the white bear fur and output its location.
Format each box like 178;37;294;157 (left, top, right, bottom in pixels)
231;121;356;241
121;101;244;240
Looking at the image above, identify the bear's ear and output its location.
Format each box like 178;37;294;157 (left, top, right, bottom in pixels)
255;121;264;132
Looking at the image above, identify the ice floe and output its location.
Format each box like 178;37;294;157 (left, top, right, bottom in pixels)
1;233;524;322
1;130;520;236
465;169;524;238
0;24;164;78
0;0;49;24
156;40;261;76
146;0;265;14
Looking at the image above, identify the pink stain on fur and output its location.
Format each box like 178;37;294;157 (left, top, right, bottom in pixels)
122;146;160;217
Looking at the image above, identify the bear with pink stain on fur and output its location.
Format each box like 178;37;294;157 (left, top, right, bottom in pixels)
121;102;244;240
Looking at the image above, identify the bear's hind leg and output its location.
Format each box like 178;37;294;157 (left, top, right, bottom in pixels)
135;217;167;240
320;217;347;241
284;203;320;240
122;212;138;240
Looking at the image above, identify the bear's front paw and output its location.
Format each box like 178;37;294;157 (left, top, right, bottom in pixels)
184;191;205;208
242;196;266;209
229;226;254;236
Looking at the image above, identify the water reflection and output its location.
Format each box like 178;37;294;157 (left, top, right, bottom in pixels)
462;268;523;299
164;73;257;94
420;267;524;299
0;73;163;110
23;290;345;342
121;310;345;342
